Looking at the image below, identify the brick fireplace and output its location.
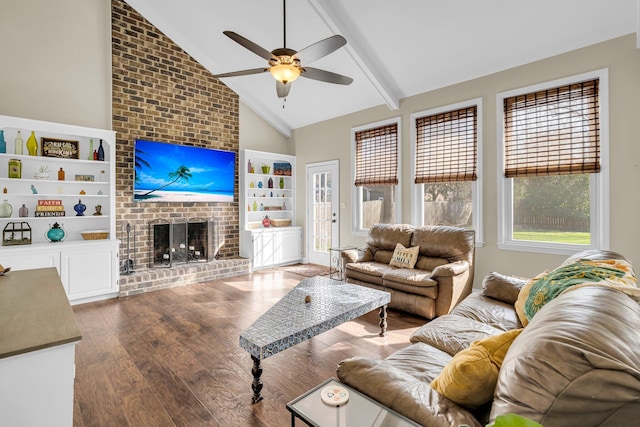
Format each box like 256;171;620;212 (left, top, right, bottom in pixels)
112;0;249;296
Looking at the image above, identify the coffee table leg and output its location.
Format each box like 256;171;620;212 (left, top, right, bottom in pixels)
251;355;264;403
379;305;387;337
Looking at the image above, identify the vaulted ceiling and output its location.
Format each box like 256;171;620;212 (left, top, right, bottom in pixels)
125;0;639;136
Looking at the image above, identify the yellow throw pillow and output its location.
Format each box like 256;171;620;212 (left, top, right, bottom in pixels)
430;328;523;409
389;243;420;269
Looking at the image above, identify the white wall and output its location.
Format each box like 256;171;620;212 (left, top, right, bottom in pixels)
292;35;640;286
239;101;291;154
0;0;112;129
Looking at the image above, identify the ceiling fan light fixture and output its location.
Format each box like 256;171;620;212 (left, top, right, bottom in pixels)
270;64;300;84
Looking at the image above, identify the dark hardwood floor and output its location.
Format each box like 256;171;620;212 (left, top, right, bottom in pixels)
72;268;425;426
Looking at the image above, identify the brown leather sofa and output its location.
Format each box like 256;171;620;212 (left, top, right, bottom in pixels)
337;250;640;427
342;224;475;319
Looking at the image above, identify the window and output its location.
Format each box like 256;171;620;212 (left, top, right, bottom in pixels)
497;70;609;254
352;118;401;234
411;99;483;243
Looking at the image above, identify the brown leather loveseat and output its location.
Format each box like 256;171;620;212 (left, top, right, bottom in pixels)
342;224;475;319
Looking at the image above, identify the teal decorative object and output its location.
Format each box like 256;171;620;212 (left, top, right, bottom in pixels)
0;130;6;153
46;222;65;242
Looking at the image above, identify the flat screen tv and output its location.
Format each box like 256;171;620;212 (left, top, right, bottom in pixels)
133;139;236;202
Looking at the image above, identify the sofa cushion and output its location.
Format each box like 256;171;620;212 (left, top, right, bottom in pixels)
373;250;394;264
410;314;504;356
366;223;413;253
450;292;522;331
492;286;640;426
383;277;438;298
431;329;523;409
344;261;393;286
410;226;475;263
481;271;528;305
383;267;437;287
337;342;482;427
415;256;450;271
389;243;420;268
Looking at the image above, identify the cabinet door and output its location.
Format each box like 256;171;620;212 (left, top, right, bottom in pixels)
278;228;302;264
0;249;60;273
60;243;118;302
252;232;275;269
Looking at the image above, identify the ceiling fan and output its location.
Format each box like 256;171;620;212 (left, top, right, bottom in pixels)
213;0;353;98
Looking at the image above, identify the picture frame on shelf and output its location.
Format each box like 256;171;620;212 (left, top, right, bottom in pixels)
41;137;80;159
273;162;292;176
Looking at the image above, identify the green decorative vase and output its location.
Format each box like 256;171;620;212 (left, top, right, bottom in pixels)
46;222;66;242
26;131;38;156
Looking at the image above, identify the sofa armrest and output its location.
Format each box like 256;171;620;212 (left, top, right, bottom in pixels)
431;260;469;278
481;272;529;305
341;248;372;263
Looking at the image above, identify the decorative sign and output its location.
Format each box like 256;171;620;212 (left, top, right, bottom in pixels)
273;162;292;176
41;137;79;159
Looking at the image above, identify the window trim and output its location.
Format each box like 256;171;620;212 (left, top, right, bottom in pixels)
410;98;483;245
351;117;402;236
496;69;609;255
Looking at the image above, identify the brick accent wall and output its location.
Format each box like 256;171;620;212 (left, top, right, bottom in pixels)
111;0;249;296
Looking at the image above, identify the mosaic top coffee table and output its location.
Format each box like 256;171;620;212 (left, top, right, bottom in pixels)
239;276;391;403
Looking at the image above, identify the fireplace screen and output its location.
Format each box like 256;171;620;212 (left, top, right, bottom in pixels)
149;217;219;267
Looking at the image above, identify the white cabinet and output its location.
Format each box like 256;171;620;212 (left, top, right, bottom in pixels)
242;227;303;269
60;240;119;303
277;227;303;264
0;240;119;304
0;115;118;304
240;149;302;269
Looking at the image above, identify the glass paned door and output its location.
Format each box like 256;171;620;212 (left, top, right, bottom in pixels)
306;161;339;266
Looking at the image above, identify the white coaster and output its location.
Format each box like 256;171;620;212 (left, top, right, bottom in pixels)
320;384;349;406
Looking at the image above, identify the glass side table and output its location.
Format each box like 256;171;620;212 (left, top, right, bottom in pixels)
287;378;420;427
329;246;356;280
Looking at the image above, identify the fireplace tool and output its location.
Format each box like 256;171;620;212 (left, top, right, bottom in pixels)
121;222;135;275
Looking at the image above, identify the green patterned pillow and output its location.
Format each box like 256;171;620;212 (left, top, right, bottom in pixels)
516;259;636;326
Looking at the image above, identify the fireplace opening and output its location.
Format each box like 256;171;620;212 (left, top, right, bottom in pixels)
149;217;219;268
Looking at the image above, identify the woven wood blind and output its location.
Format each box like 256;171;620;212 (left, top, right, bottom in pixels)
414;106;478;184
354;123;398;186
504;79;600;178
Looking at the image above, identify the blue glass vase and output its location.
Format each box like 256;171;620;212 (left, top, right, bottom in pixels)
74;199;87;216
97;140;105;161
46;222;65;243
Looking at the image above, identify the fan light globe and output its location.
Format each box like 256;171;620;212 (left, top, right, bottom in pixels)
270;64;300;84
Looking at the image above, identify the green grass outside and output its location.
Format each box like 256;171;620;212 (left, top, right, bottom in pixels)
513;230;590;245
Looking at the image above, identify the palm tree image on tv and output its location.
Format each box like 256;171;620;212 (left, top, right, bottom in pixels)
141;165;192;197
134;139;236;202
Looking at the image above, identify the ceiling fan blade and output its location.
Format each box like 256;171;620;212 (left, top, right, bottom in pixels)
213;68;268;78
294;35;347;64
276;80;291;98
223;31;278;62
301;67;353;85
